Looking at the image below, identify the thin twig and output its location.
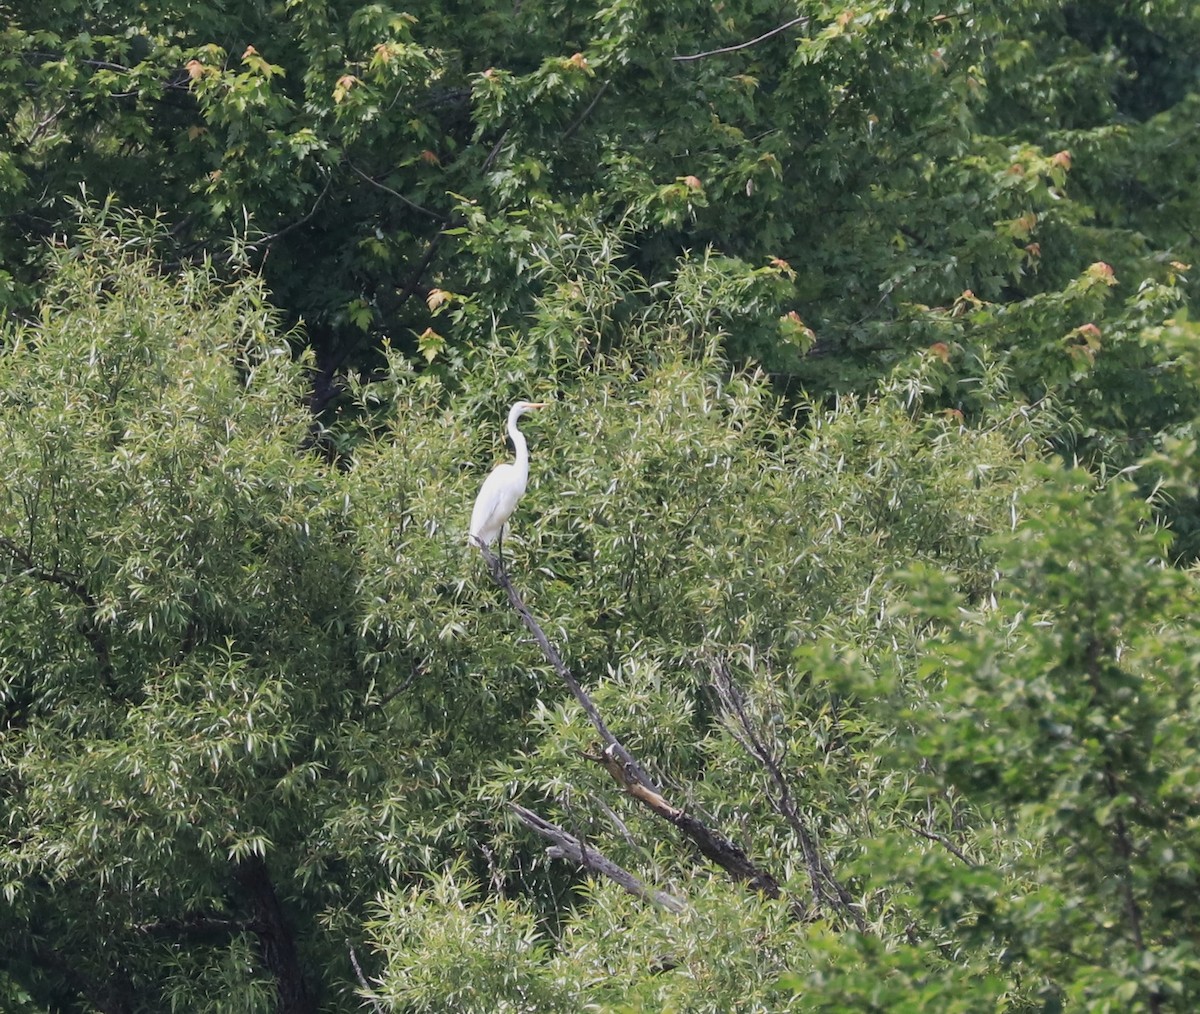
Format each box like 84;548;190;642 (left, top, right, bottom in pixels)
376;659;423;707
25;103;68;146
479;842;506;896
134;915;256;938
480;128;510;173
25;53;132;73
345;159;446;222
673;16;810;62
562;80;611;141
1082;636;1155;1012
710;657;865;929
240;175;334;253
908;824;975;867
596;795;641;851
392;232;445;311
0;536;83;595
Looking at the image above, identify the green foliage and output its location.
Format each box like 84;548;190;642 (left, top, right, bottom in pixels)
890;466;1200;1009
0;211;360;1008
2;0;1200;994
366;868;572;1014
1;0;1196;430
780;459;1200;1011
0;208;1044;1010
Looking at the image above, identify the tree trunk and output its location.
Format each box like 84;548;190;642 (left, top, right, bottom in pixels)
234;855;316;1014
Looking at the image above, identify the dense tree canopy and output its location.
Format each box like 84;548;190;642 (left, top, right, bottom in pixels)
3;1;1198;391
2;1;1200;1012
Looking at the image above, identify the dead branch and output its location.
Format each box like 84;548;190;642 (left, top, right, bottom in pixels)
510;802;685;912
479;545;783;900
347;943;388;1014
709;657;865;930
596;795;641;851
479;546;654;788
579;740;778;895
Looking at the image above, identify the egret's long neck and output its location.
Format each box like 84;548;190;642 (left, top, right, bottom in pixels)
508;413;529;473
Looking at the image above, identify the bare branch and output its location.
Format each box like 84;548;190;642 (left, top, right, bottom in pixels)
479;547;783;900
25;103;68;146
479;841;506;896
673;16;810;62
375;658;424;707
347;944;389;1014
1;536;79;593
1082;638;1154;1007
390;128;510;309
240;175;334;254
304;124;512;413
511;803;686;912
596;795;641;851
25;52;132;73
345;159;447;223
480;127;510;173
478;545;654;788
134;914;256;940
907;823;975;867
709;657;864;929
562;80;611;141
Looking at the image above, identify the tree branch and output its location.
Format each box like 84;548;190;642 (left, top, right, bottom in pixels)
673;16;810;62
133;913;258;941
234;855;316;1014
710;657;864;929
562;80;611;141
389;126;512;311
345;158;447;223
0;536;116;690
479;545;783;900
510;802;685;912
478;545;654;787
347;943;388;1014
240;175;334;254
907;823;975;867
392;230;446;311
24;103;68;146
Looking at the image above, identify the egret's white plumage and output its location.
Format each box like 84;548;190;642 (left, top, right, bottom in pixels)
469;400;546;551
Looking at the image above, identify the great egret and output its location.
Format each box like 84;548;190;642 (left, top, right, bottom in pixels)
469;400;547;557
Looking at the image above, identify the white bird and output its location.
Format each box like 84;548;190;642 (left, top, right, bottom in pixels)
469;400;547;556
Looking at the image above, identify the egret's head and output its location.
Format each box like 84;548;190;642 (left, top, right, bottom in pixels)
510;400;547;419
